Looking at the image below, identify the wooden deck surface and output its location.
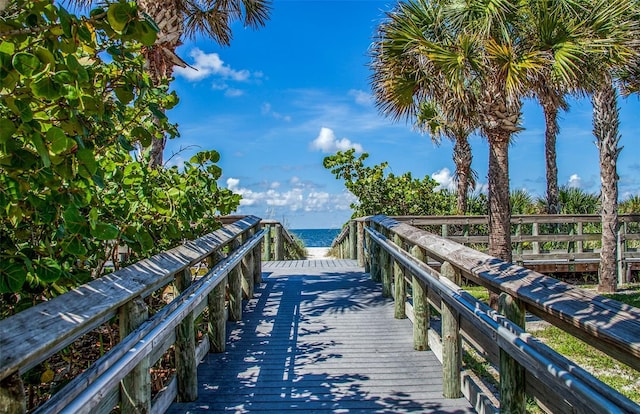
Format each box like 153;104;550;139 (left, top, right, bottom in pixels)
167;259;475;413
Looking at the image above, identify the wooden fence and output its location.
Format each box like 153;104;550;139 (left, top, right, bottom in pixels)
261;219;306;260
334;214;640;281
337;215;640;413
0;216;266;414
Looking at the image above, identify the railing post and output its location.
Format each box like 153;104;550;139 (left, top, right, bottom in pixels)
241;230;254;299
370;224;380;282
357;221;365;267
349;220;357;260
577;221;584;253
228;237;243;321
618;226;625;284
441;223;448;238
515;222;523;263
410;245;429;351
499;292;526;413
0;372;25;414
441;261;462;398
274;223;284;261
364;222;372;273
175;268;198;401
380;228;392;298
264;224;272;261
393;233;406;319
119;296;151;413
532;222;540;255
253;225;263;285
207;252;227;353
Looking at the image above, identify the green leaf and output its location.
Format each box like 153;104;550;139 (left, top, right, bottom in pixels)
135;20;157;46
31;132;51;168
34;47;55;67
135;229;154;253
31;76;62;100
6;98;33;122
115;87;134;104
91;222;120;240
63;237;88;256
118;135;135;151
63;205;87;234
35;258;62;283
107;3;134;33
77;148;97;176
0;41;15;55
0;260;25;293
13;52;43;77
47;127;76;155
66;55;89;82
0;118;16;144
131;126;152;147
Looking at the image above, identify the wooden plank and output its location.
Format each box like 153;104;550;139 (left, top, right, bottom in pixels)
370;216;640;372
0;216;261;381
167;261;474;414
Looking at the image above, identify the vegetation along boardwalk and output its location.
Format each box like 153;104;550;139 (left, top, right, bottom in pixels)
167;259;475;413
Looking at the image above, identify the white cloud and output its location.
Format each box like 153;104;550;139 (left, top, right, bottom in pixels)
310;127;364;153
226;178;355;213
349;89;373;106
567;173;582;188
261;102;292;122
225;88;244;97
431;168;456;191
174;48;251;82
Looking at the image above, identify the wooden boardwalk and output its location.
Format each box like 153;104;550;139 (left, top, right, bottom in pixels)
167;259;475;413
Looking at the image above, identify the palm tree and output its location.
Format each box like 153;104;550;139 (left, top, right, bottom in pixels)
415;101;478;214
372;0;551;263
71;0;271;168
581;1;639;293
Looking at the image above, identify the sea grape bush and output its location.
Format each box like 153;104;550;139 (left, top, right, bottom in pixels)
323;149;455;217
0;0;240;308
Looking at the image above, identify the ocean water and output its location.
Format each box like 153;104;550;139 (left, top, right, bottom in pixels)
289;228;341;247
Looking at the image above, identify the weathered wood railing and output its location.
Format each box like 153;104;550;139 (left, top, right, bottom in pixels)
260;219;305;260
0;216;266;414
219;217;305;260
359;215;640;413
334;214;640;281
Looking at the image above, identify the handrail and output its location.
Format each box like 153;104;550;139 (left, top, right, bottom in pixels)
0;216;264;413
261;219;305;260
46;230;265;413
333;214;640;279
364;215;640;413
367;226;637;413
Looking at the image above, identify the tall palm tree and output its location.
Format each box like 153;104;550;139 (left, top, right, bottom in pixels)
415;101;477;214
581;1;639;293
71;0;271;168
372;0;548;263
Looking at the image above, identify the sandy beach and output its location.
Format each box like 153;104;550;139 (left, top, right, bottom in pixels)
305;247;331;260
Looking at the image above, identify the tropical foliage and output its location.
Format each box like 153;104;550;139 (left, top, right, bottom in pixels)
323;149;454;218
370;0;640;292
0;0;240;309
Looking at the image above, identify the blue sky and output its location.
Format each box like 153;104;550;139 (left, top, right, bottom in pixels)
166;0;640;229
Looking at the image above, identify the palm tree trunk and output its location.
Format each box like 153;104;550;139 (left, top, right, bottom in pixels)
139;0;185;169
593;77;621;293
487;134;512;263
542;101;560;214
453;137;473;214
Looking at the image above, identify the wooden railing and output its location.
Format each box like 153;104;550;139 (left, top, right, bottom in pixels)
260;219;306;260
334;214;640;281
0;216;265;414
355;215;640;413
218;217;305;260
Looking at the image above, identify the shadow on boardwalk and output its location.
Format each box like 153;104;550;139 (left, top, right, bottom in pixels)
167;264;474;413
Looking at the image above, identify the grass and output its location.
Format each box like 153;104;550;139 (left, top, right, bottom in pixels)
462;283;640;406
